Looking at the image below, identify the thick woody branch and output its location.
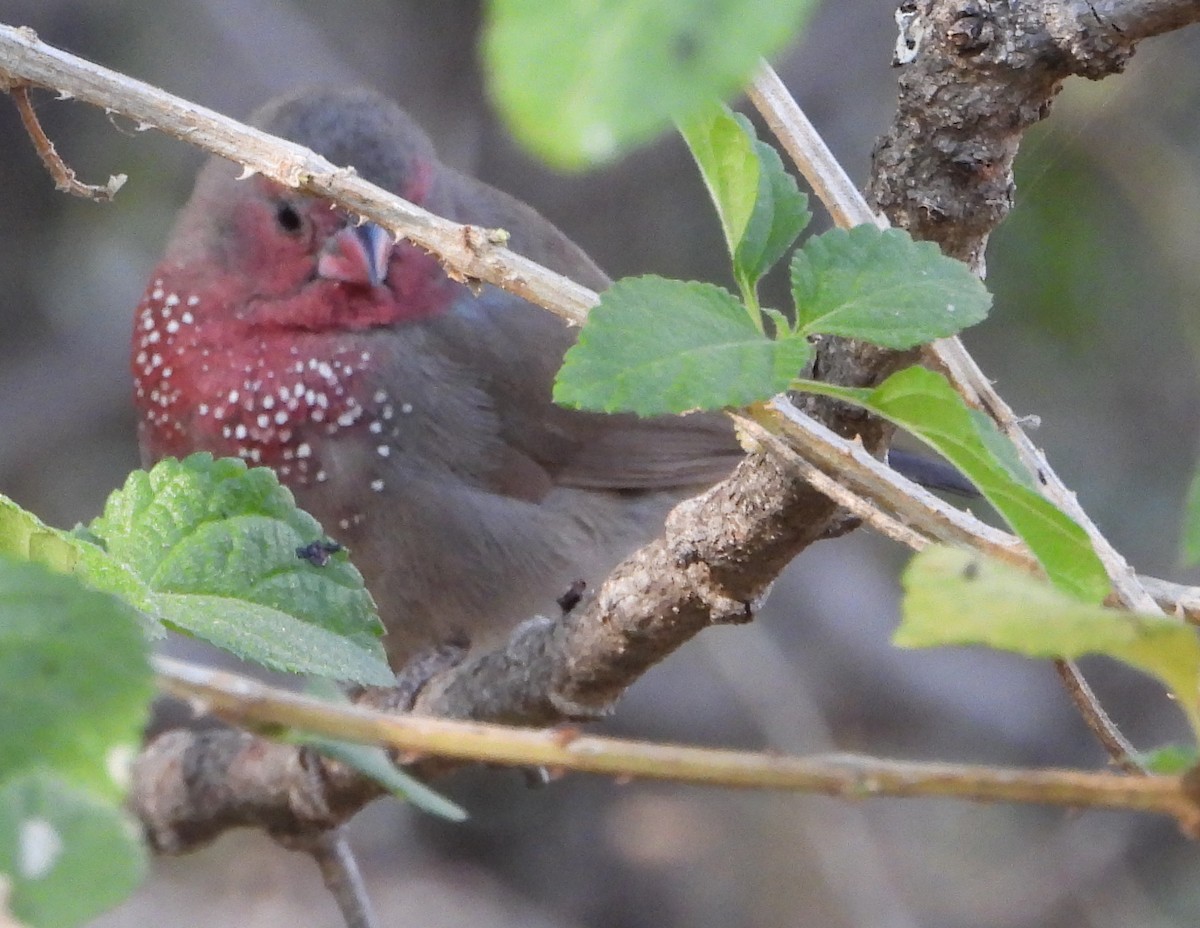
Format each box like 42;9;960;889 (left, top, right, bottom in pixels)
870;0;1200;270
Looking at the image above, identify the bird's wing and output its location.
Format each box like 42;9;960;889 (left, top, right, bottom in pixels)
427;168;744;492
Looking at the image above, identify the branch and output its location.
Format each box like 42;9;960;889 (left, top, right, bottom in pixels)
8;83;125;199
141;658;1200;841
0;24;593;327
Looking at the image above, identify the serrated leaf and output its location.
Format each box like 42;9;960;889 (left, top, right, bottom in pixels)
796;367;1109;602
155;595;393;685
0;497;153;622
731;113;810;293
791;226;991;347
898;547;1200;736
485;0;818;169
555;276;811;416
0;558;153;800
0;772;146;928
89;455;391;685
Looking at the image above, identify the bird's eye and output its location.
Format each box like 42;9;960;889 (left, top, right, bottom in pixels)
275;202;304;235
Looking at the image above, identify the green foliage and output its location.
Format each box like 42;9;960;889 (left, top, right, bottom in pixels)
797;368;1110;603
0;558;152;801
0;773;146;928
0;559;150;928
0;498;151;627
1135;744;1200;775
302;737;467;822
89;454;393;685
790;226;990;347
297;681;467;822
556;103;1108;605
899;547;1200;737
679;104;810;305
2;456;393;684
554;276;812;415
556;223;990;418
485;0;818;169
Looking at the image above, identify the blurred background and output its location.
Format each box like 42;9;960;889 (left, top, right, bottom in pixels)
3;2;1200;926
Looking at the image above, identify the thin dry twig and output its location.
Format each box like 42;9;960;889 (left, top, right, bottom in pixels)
0;24;592;324
151;657;1200;830
300;830;379;928
1054;660;1147;774
8;82;125;200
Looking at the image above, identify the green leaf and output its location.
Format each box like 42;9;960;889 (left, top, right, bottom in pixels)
304;738;467;822
731;113;810;295
898;547;1200;736
485;0;818;169
680;104;810;304
0;557;153;801
555;276;811;416
0;498;82;576
1135;744;1199;775
795;367;1110;602
0;497;154;623
89;455;392;685
0;772;146;928
679;103;760;272
1180;462;1200;566
297;680;467;821
791;226;991;347
153;595;394;687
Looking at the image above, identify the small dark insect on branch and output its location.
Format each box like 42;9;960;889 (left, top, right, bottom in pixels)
8;83;126;201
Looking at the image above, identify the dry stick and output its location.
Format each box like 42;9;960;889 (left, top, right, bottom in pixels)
0;24;594;325
742;400;1200;628
747;61;1148;773
152;657;1200;829
8;82;125;200
303;830;379;928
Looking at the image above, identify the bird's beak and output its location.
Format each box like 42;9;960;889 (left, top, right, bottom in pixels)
317;221;393;288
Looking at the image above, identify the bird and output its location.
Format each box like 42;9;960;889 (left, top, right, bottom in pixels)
131;87;745;667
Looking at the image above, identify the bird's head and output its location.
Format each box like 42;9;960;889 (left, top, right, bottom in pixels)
132;88;461;468
154;87;456;337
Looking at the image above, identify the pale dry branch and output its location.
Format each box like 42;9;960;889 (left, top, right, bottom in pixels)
147;658;1200;835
